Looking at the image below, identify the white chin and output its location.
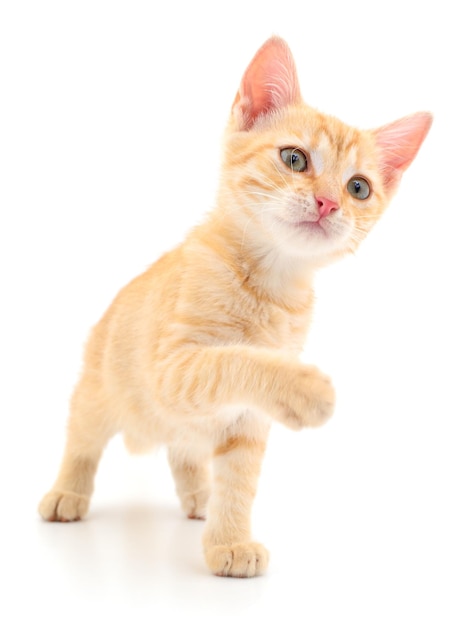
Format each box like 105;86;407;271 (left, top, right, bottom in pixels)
273;222;348;260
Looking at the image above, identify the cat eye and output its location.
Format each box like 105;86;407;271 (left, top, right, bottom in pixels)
280;148;308;172
347;176;371;200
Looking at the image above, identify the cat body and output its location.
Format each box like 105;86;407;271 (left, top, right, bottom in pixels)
39;37;432;577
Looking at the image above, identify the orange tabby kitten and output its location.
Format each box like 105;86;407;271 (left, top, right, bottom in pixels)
39;37;432;577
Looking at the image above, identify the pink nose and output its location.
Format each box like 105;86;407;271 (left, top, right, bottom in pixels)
316;196;339;219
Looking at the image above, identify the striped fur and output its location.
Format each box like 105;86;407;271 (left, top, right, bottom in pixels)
39;37;431;577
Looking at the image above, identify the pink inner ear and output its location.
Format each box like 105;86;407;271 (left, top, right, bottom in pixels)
233;37;301;130
375;112;433;189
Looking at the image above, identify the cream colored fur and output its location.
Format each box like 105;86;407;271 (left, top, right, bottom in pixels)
39;37;432;577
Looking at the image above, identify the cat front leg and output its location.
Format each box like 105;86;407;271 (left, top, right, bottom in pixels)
156;344;335;431
202;433;269;577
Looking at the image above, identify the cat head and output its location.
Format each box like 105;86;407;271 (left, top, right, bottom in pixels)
219;37;432;265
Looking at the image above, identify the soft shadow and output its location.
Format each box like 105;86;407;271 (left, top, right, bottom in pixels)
37;502;268;615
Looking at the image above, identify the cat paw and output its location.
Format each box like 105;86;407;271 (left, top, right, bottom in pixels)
278;365;335;430
181;488;210;520
38;490;89;522
204;542;269;577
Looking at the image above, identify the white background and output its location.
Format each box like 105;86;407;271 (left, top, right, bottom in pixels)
1;1;474;624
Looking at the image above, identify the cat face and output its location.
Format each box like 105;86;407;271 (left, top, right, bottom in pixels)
222;106;390;260
220;37;432;265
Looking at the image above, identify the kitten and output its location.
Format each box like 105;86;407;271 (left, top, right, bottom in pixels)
39;36;432;577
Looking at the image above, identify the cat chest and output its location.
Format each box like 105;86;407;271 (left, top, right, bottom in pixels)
173;304;309;353
246;305;311;352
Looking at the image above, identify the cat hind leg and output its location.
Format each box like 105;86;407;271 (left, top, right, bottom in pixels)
167;446;211;520
39;387;116;522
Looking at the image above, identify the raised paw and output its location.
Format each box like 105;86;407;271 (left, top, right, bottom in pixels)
278;365;336;430
38;490;89;522
204;542;269;578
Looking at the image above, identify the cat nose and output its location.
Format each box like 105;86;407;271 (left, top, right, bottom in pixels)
316;196;339;219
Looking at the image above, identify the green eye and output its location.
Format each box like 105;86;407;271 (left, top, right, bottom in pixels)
280;148;308;172
347;176;371;200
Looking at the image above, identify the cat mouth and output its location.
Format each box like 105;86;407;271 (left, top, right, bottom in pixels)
294;219;329;236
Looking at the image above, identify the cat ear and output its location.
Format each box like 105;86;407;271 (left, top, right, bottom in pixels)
232;36;302;131
374;112;433;191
